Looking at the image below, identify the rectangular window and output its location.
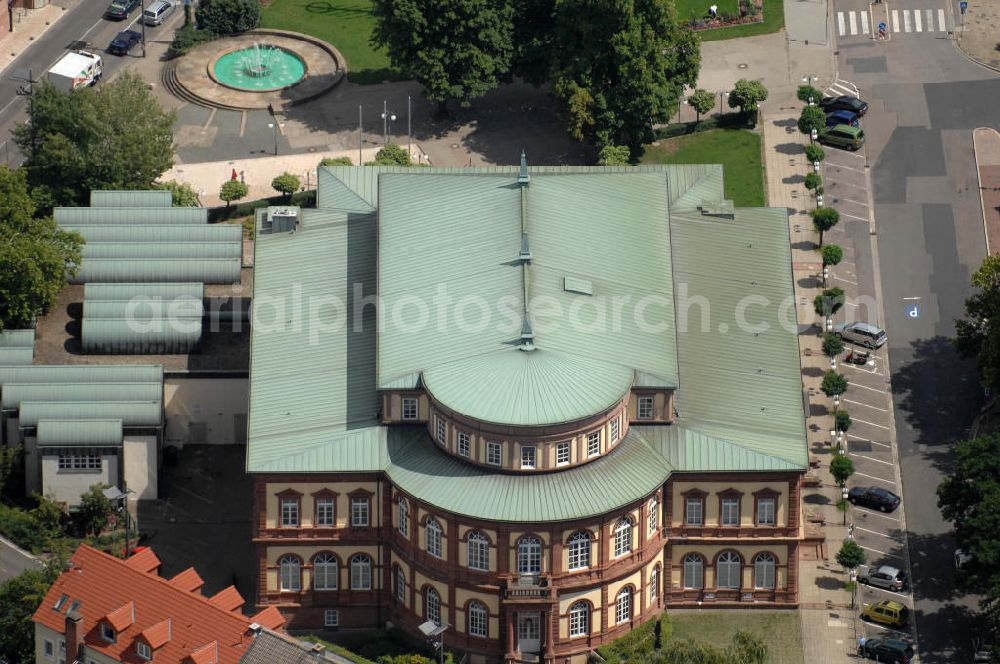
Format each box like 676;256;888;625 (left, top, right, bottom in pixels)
137;642;151;660
316;498;335;526
457;432;470;458
57;454;101;471
721;497;740;526
556;442;570;465
685;498;704;526
637;396;654;419
101;623;116;643
486;442;501;466
610;417;620;443
401;397;418;420
351;497;370;527
757;497;776;526
521;446;536;469
44;639;54;660
324;609;339;627
280;498;299;527
587;432;601;457
435;416;446;444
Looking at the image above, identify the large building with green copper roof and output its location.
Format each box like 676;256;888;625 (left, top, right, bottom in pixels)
247;162;808;663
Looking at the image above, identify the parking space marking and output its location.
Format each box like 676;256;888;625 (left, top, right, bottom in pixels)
859;543;895;556
832;274;858;286
856;507;900;521
854;453;895;466
861;586;911;599
842;364;884;377
849;434;892;449
856;525;901;539
913;9;921;31
854;470;896;484
844;398;888;413
849;11;858;34
863;621;911;635
938;7;946;30
846;382;886;394
903;9;912;31
840;211;871;222
830;196;870;206
838;11;847;35
853;416;891;430
860;10;869;34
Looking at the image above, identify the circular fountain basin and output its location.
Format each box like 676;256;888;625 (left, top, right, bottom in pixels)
212;45;306;91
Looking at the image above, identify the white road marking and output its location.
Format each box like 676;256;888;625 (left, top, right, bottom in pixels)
832;274;858;286
855;507;900;521
848;382;889;394
861;11;869;34
854;471;896;484
926;9;934;30
913;9;921;31
826;162;866;173
862;587;912;599
853;416;891;430
844;398;889;413
903;10;912;32
856;526;902;539
831;196;870;206
863;622;912;635
853;454;895;466
840;212;871;222
849;11;858;34
859;544;894;556
938;8;946;30
892;9;900;32
838;11;847;36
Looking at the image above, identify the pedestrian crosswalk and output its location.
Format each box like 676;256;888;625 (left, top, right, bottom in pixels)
836;7;947;36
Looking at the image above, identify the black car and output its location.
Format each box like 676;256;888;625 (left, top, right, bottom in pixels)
105;0;139;19
858;637;914;663
849;486;901;512
819;95;869;117
108;30;141;56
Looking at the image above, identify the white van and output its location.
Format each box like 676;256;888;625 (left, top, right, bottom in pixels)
142;0;174;25
834;321;887;349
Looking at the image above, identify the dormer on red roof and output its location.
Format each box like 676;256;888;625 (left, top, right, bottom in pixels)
248;606;284;631
32;545;285;664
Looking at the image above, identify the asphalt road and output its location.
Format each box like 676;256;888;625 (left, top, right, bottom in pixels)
0;535;43;581
832;2;996;660
0;0;185;166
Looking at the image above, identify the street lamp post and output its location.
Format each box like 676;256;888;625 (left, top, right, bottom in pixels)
418;621;448;664
718;90;728;117
841;485;850;525
268;120;285;156
381;100;396;146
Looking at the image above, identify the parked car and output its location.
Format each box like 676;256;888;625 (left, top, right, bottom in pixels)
826;109;860;128
107;30;141;56
818;124;865;151
849;486;901;512
834;321;887;349
142;0;174;25
955;548;972;570
858;637;914;663
861;599;909;628
858;564;907;591
104;0;139;19
819;95;869;116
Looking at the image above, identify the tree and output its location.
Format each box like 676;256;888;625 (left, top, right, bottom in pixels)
955;254;1000;390
835;410;852;432
0;166;83;331
371;0;514;115
0;444;19;498
271;172;301;199
938;433;1000;610
728;78;768;116
814;287;845;317
78;483;113;536
371;144;412;166
155;179;199;206
550;0;700;150
219;179;248;208
804;172;822;191
822;244;843;267
13;71;176;210
797;84;823;103
598;144;630;166
510;0;555;86
196;0;260;34
811;207;840;245
805;143;826;163
728;631;768;664
822;331;844;357
29;493;66;541
836;538;866;569
798;105;826;134
821;370;848;398
830;453;855;486
320;156;353;166
688;89;716;122
0;565;60;664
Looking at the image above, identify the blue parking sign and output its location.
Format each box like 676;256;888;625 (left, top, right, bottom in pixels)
960;1;968;13
906;303;921;319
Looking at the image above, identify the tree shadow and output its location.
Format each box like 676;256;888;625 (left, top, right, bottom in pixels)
783;174;806;184
815;576;845;591
772;117;798;129
774;142;804;155
792;240;819;251
799;276;822;288
804;367;828;378
805;493;832;505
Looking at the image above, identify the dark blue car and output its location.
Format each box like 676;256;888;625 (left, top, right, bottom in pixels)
848;486;900;512
826;110;860;128
108;30;141;56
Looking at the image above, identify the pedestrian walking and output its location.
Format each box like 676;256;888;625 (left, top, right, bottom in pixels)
240;170;245;184
231;168;238;181
709;4;717;16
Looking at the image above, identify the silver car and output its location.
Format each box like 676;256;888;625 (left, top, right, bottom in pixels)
835;321;887;349
858;564;906;591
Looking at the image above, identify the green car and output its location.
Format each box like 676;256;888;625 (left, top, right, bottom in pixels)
818;124;865;151
858;637;914;663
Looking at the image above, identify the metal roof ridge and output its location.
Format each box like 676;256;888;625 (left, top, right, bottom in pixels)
670;421;806;469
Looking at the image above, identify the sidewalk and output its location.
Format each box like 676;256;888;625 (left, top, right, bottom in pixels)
972;127;1000;256
0;1;70;77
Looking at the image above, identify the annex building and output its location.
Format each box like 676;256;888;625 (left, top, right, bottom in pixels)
247;162;809;663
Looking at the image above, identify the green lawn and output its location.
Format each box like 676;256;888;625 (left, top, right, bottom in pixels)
683;0;785;41
669;610;804;664
260;0;402;84
640;127;765;207
676;0;739;23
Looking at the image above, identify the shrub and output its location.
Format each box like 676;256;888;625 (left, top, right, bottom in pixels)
821;244;843;267
836;538;865;568
0;504;47;552
804;172;822;191
798;105;826;134
821;370;849;398
219;179;249;208
797;84;824;103
167;25;218;58
835;410;853;432
822;331;844;357
196;0;260;35
79;484;113;536
805;143;826;163
598;144;630;166
369;144;411;166
320;156;353;166
271;172;301;199
155;179;200;206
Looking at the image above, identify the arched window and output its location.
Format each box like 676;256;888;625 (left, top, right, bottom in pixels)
425;517;443;558
754;553;776;590
517;536;542;574
683;553;704;589
397;496;409;538
650;564;661;603
716;551;742;589
648;496;659;535
468;600;488;637
615;587;632;624
425;587;441;625
278;554;301;592
567;531;591;570
467;530;489;571
393;563;406;602
313;553;338;590
568;601;590;637
350;554;371;591
613;517;633;557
